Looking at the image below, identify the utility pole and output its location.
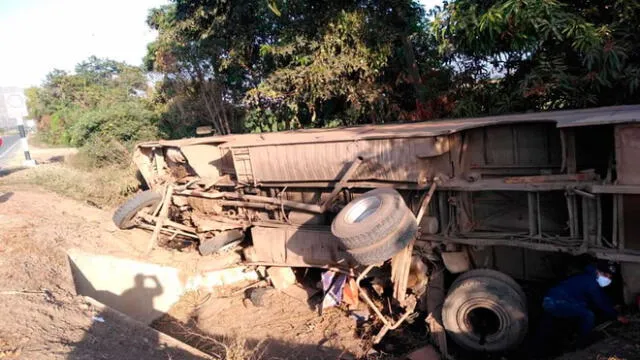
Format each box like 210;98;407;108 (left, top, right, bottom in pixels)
16;116;35;166
5;92;35;167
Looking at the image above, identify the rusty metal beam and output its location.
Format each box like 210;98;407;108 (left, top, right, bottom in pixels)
528;193;537;237
256;180;428;190
420;235;579;254
416;182;439;225
572;194;580;239
582;197;590;249
504;173;597;184
560;129;567;172
438;178;594;192
566;193;576;238
147;185;173;254
321;157;363;211
140;213;197;233
589;249;640;263
438;192;449;236
176;189;324;213
356;265;417;344
536;193;542;237
243;262;352;275
573;188;596;199
612;195;618;248
596;195;603;247
138;223;198;239
617;195;625;250
589;184;640;194
565;129;577;174
420;235;640;263
217;200;278;210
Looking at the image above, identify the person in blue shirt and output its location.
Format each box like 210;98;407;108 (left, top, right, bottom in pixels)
533;261;628;354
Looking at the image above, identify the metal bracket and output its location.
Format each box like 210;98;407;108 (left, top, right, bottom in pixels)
356;265;418;344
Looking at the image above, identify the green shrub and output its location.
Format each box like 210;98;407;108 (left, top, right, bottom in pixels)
72;136;133;169
69;101;159;147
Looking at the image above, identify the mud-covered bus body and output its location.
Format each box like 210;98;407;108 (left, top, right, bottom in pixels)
126;105;640;350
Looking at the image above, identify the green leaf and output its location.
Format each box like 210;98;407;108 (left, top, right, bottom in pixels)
266;0;281;17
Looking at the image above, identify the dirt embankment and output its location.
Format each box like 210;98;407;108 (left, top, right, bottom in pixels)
0;143;139;209
0;189;214;359
0;183;372;359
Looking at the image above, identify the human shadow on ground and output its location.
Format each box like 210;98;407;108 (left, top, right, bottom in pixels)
67;260;208;360
0;191;13;203
67;258;350;360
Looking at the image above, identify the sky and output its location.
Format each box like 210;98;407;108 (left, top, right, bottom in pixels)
0;0;442;89
0;0;168;88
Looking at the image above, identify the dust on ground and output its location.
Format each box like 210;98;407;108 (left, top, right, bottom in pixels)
0;185;372;359
154;286;373;360
0;188;211;359
0;143;139;209
555;322;640;360
1;141;77;168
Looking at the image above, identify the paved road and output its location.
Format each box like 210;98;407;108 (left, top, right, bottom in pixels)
0;134;21;166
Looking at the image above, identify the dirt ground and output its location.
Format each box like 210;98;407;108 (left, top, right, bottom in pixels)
556;324;640;360
0;142;78;168
154;287;373;360
0;188;212;359
2;153;640;359
0;184;372;359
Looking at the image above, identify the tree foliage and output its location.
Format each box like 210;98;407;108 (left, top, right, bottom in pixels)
26;56;158;165
28;0;640;153
431;0;640;115
146;0;449;134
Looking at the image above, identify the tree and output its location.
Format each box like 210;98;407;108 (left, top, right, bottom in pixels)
145;0;450;135
431;0;640;115
26;57;158;151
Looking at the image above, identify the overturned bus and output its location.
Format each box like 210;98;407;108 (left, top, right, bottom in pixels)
113;105;640;353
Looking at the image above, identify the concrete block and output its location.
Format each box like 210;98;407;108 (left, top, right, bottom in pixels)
67;248;259;324
267;266;296;290
441;251;471;274
83;296;214;359
67;248;185;324
185;267;259;292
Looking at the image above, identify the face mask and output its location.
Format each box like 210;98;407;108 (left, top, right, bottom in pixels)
597;275;612;288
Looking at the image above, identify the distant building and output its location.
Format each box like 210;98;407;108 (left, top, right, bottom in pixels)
0;87;27;129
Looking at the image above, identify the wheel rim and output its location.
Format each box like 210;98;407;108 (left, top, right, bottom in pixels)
344;196;381;224
457;298;508;346
467;307;501;339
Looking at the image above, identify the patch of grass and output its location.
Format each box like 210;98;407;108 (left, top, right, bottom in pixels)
0;161;141;208
152;291;268;360
28;132;69;149
70;137;133;169
153;314;267;360
223;336;267;360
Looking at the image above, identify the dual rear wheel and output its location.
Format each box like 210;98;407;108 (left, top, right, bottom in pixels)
331;188;418;265
333;191;529;351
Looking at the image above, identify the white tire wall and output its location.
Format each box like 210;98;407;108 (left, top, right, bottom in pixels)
331;188;418;265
